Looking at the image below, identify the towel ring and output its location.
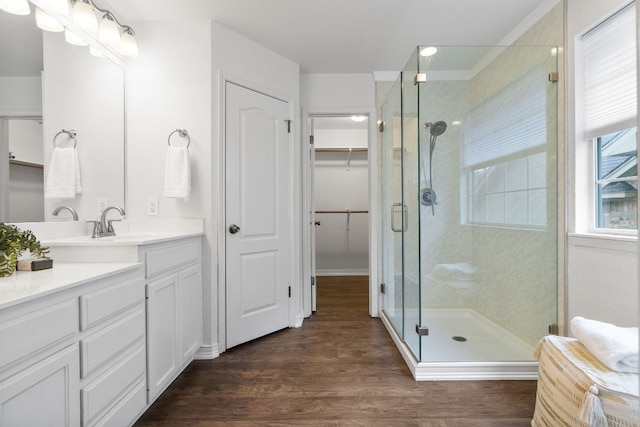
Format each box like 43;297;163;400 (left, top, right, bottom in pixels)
53;129;77;148
168;129;190;148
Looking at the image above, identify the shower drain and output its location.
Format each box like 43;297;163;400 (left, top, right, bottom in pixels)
452;336;467;342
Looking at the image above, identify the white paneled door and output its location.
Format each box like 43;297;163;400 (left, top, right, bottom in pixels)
225;82;291;349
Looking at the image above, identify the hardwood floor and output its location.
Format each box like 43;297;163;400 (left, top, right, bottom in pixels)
134;276;537;426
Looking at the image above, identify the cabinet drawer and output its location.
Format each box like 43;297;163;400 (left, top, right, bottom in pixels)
144;240;200;278
81;345;145;426
80;275;144;331
80;308;145;378
92;377;146;427
0;299;77;368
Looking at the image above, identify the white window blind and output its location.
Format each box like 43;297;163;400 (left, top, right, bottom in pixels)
462;66;547;168
582;3;637;140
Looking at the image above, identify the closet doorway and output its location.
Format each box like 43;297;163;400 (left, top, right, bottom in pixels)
310;116;370;312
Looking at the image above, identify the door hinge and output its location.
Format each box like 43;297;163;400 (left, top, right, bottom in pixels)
311;276;316;286
377;120;384;133
288;286;291;298
548;324;559;335
416;325;429;336
285;119;292;133
414;73;427;85
380;283;385;294
548;72;559;82
310;135;314;145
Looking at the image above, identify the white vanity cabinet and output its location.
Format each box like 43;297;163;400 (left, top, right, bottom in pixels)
78;269;147;426
142;237;202;402
0;264;146;427
0;295;80;427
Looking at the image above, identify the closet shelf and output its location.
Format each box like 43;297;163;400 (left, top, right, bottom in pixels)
9;159;43;169
315;147;367;153
315;210;368;214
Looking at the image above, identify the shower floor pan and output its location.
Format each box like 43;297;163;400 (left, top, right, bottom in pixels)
380;308;539;380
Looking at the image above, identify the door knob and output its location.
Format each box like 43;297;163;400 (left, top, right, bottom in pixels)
315;221;321;226
228;224;240;234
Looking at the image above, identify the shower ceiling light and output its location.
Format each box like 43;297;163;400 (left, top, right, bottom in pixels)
351;116;366;122
0;0;30;15
420;46;438;57
36;7;64;32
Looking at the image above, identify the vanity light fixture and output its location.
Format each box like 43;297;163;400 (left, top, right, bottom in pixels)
0;0;30;15
36;6;63;31
72;0;97;34
98;12;119;46
119;28;138;57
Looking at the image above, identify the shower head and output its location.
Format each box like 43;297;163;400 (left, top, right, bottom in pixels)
427;120;447;137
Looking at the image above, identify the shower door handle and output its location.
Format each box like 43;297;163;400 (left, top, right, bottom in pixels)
391;203;408;232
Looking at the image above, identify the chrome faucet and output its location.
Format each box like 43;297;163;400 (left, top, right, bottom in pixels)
92;206;126;238
52;206;79;221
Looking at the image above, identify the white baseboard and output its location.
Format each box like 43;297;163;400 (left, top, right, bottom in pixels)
316;269;368;276
194;343;219;360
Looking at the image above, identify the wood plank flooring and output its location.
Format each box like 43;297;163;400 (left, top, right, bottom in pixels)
134;276;537;426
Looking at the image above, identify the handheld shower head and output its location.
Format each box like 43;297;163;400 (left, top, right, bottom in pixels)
428;120;447;137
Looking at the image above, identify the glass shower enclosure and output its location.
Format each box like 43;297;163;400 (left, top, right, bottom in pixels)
379;45;559;379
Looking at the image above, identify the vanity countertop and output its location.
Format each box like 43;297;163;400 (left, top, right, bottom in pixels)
0;263;142;310
41;231;203;246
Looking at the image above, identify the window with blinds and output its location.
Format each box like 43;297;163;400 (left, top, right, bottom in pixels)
462;65;550;228
582;2;637;231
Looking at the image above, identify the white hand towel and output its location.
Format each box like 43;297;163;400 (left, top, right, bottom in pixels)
164;146;191;200
571;316;639;373
45;147;82;199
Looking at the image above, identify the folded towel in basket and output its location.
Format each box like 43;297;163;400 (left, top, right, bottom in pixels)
571;316;639;373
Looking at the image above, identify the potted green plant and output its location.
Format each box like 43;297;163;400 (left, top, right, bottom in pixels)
0;223;50;277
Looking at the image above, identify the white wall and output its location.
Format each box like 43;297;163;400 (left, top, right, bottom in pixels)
0;77;41;116
125;19;214;353
566;0;638;328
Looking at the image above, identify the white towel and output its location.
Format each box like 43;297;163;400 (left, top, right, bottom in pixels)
571;316;639;373
45;147;82;199
164;146;191;200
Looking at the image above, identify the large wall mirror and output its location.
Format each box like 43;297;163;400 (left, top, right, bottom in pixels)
0;6;125;223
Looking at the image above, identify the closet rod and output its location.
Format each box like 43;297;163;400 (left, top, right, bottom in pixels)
315;210;368;214
314;148;368;153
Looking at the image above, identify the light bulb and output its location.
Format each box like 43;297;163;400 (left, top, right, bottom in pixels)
99;15;120;47
65;28;88;46
0;0;30;15
36;7;64;32
43;0;69;15
119;30;138;57
420;46;438;57
72;0;97;34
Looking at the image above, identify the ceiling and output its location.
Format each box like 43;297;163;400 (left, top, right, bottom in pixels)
104;0;554;74
0;0;555;77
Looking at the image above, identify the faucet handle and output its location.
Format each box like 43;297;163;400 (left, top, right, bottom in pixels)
86;220;101;238
106;219;121;233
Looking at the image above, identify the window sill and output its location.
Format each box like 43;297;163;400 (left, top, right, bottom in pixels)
568;232;637;253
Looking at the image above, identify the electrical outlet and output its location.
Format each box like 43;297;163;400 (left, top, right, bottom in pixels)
97;198;108;215
147;197;159;216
